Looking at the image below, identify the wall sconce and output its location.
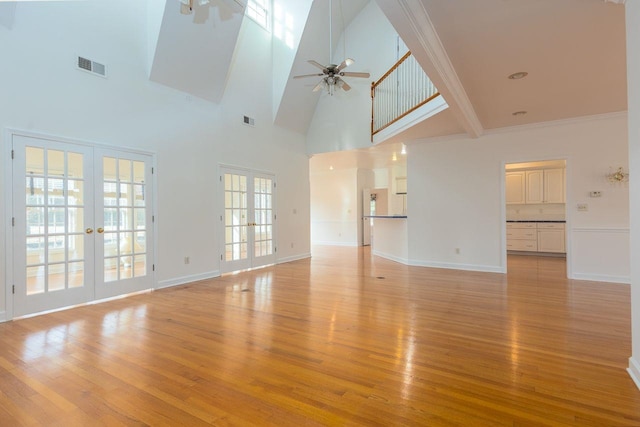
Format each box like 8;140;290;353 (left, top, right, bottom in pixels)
606;166;629;183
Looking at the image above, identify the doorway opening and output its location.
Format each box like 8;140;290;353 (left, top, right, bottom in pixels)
505;159;568;277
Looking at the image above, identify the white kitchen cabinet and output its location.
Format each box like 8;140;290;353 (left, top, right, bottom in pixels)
537;223;566;253
506;172;526;204
543;168;565;203
525;170;544;204
506;223;537;251
509;168;565;204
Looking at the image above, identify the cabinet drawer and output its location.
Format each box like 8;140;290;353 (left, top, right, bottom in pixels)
537;223;565;230
507;240;538;251
506;223;537;230
506;229;537;239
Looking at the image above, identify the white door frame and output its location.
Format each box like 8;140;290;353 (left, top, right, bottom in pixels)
4;128;158;320
218;164;277;274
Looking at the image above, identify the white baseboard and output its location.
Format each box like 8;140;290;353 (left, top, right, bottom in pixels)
156;271;220;289
372;250;408;265
570;273;630;284
312;241;358;247
277;253;311;264
408;259;505;274
628;357;640;391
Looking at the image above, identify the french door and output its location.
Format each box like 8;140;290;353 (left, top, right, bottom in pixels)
11;134;154;317
220;167;276;273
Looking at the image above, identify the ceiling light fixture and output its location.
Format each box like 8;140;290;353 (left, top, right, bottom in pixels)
512;111;527;116
508;71;528;80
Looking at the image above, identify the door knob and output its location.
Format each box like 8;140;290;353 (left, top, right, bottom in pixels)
97;227;104;234
86;228;94;234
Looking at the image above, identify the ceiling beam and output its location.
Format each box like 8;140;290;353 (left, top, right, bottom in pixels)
376;0;484;138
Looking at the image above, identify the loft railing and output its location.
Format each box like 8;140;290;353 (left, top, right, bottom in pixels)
371;51;439;139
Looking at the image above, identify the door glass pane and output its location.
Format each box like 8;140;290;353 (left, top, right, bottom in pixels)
68;235;84;261
48;207;66;234
104;157;117;181
48;179;65;203
26;207;45;235
133;161;145;183
135;232;146;253
26;147;44;175
104;232;118;257
48;263;65;291
68;208;84;233
68;180;84;205
120;257;133;279
119;159;131;182
68;152;83;178
134;208;146;229
133;184;145;206
119;184;132;206
48;150;65;177
27;266;45;295
134;255;146;277
26;237;45;265
68;262;84;288
120;232;134;255
104;258;117;282
48;236;66;263
26;175;44;204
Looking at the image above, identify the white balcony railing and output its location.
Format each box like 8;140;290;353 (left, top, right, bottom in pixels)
371;51;439;139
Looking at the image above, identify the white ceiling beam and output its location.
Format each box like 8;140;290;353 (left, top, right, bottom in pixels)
376;0;484;138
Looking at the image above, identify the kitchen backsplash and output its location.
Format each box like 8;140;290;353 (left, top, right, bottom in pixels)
506;203;565;221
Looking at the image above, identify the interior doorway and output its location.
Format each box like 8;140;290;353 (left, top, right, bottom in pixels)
504;159;568;277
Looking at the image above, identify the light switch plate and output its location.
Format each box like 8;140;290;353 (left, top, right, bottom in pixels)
577;203;588;211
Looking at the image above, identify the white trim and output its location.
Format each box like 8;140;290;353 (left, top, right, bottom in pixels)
572;227;630;233
411;111;628;145
156;271;221;290
312;241;359;247
372;250;409;265
628;357;640;391
0;311;6;323
5;128;156;157
373;96;448;145
277;253;311;264
4;129;15;321
570;273;630;284
408;259;505;274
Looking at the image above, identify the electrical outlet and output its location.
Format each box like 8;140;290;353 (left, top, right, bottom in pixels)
184;256;190;265
589;191;602;198
577;203;588;212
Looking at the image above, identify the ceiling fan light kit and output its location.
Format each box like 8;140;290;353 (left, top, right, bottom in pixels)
293;0;370;95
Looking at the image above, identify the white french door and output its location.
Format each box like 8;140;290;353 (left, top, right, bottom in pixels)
220;167;276;274
11;134;154;317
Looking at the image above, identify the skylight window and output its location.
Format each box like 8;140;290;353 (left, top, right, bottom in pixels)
246;0;270;31
273;2;294;49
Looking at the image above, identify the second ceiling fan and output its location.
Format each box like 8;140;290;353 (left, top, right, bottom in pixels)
293;0;370;95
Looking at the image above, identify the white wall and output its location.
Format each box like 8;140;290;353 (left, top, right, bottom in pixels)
625;0;640;389
407;114;629;280
0;0;310;320
310;168;359;246
306;0;399;155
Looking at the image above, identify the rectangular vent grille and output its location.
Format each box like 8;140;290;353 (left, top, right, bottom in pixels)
243;115;255;126
77;56;107;77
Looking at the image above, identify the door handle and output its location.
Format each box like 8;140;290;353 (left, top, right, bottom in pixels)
97;227;104;234
86;228;94;234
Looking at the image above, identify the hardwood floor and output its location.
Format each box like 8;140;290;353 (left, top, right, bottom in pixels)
1;247;639;426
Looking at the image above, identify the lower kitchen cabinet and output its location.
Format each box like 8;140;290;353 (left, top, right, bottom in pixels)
507;222;565;254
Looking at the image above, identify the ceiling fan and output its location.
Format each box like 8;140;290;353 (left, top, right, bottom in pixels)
293;0;370;95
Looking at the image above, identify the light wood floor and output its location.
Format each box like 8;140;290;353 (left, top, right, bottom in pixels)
1;247;639;426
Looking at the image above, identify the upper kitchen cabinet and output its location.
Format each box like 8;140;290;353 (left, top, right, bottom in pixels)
507;167;565;205
506;172;526;204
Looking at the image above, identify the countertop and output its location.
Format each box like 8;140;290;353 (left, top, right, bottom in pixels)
507;220;565;223
365;215;408;219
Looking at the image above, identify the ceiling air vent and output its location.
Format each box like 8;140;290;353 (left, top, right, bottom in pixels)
243;115;255;126
77;56;107;78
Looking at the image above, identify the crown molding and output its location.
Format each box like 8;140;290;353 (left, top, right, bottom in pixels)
382;0;484;139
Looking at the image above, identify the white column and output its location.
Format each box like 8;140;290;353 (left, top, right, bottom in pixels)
627;0;640;389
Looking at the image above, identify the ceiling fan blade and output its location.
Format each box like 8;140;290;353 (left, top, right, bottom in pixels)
293;73;324;79
337;58;354;71
307;60;327;71
340;80;352;91
341;71;370;78
312;81;324;92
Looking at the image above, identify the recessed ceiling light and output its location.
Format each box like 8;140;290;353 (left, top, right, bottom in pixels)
512;110;527;116
508;71;528;80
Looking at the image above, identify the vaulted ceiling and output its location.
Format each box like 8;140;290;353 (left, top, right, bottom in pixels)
147;0;628;170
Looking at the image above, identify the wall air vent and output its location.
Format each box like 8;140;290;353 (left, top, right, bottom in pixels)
77;56;107;78
243;115;255;126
